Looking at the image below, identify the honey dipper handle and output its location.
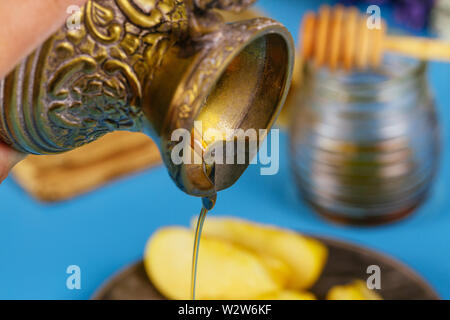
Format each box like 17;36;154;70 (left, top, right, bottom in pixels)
384;35;450;62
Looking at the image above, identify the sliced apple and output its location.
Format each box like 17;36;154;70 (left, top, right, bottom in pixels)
144;226;283;300
193;217;328;289
257;254;291;288
326;280;382;300
257;290;316;300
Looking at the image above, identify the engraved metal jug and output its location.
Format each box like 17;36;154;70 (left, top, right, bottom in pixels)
0;0;294;197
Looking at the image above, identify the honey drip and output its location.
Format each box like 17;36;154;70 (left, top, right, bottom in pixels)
191;194;216;300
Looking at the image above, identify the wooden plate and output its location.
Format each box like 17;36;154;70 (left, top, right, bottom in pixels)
92;236;439;300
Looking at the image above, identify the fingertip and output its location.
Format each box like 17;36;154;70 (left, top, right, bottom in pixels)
0;0;89;78
0;143;24;183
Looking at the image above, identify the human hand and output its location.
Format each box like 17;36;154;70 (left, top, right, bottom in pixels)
0;0;88;183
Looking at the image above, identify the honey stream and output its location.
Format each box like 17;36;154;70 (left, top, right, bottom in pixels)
191;194;216;300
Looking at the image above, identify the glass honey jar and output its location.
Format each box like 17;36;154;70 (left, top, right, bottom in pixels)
289;55;440;225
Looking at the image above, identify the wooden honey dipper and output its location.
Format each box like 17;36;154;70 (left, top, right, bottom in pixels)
300;5;450;71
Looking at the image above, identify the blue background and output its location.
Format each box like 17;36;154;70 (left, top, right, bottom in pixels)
1;0;449;299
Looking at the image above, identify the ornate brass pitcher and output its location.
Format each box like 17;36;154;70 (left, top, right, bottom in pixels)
0;0;294;197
